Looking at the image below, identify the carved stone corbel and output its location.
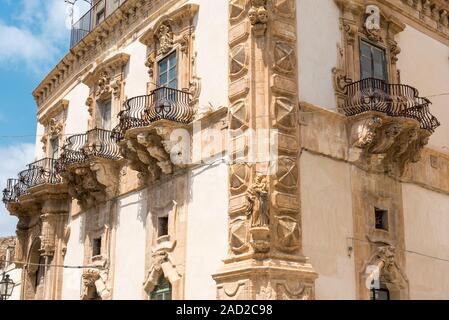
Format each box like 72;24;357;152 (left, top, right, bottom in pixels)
81;258;111;300
143;251;181;294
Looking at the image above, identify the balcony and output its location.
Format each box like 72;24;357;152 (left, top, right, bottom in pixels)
58;128;121;209
59;128;121;170
70;0;127;49
113;87;193;142
342;78;441;174
342;78;440;133
2;179;26;204
2;158;64;211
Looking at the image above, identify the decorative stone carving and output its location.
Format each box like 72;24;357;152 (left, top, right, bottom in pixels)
156;23;174;56
85;97;94;117
276;215;300;252
249;0;268;36
364;5;382;42
137;133;173;174
143;251;181;294
230;44;248;77
81;259;111;300
274;42;296;74
366;245;408;289
230;218;249;254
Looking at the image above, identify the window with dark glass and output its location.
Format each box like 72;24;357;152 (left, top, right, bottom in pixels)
158;52;177;89
96;8;106;25
374;207;389;231
150;276;172;300
92;237;102;256
158;216;168;238
360;39;388;81
98;100;112;130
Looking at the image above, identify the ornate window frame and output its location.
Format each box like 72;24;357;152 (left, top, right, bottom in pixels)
140;4;201;103
83;53;130;130
333;1;405;107
39;99;69;158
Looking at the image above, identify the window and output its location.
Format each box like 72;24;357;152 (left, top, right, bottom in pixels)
92;237;102;257
370;282;390;300
360;40;388;81
96;8;106;25
150;276;172;300
158;216;169;238
374;208;388;231
50;137;59;159
98;100;112;130
158;52;177;89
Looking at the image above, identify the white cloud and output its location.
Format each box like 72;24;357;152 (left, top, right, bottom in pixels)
0;0;75;73
0;143;35;237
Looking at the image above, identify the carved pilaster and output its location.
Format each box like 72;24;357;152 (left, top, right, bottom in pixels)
213;0;317;300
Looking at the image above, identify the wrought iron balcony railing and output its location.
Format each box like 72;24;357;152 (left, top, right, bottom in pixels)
2;179;26;204
18;158;63;189
58;128;121;171
342;78;440;133
70;0;127;48
112;87;193;141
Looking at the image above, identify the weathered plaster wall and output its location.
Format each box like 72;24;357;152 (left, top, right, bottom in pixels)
402;183;449;299
396;26;449;154
61;213;85;300
63;83;90;136
113;190;147;300
297;0;341;110
300;151;356;300
185;163;228;300
190;0;228;110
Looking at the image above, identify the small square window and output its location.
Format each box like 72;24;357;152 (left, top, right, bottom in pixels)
158;216;168;238
374;208;388;231
92;237;102;256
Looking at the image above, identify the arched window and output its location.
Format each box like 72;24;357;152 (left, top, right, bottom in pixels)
150;276;172;300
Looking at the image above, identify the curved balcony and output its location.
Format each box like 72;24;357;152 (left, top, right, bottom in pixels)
342;78;440;133
112;87;193;142
2;179;26;204
18;158;62;189
58;128;121;171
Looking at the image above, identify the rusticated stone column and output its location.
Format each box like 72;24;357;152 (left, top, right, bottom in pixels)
213;0;317;300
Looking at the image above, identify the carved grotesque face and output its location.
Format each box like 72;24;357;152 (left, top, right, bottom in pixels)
257;7;268;23
248;7;257;24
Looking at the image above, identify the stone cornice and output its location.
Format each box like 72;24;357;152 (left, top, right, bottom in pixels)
38;99;69;126
32;0;183;112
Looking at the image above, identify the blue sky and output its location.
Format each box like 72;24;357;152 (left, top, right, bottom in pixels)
0;0;89;236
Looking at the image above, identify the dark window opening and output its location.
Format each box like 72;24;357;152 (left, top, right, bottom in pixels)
374;207;389;231
158;216;169;238
98;100;112;130
150;276;172;300
92;237;102;256
96;8;106;25
50;137;59;160
360;39;388;81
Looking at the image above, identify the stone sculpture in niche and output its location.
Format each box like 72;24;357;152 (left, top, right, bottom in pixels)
246;174;269;228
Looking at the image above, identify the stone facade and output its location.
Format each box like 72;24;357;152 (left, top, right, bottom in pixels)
1;0;449;300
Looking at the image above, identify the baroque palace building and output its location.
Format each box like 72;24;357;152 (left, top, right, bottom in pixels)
2;0;449;300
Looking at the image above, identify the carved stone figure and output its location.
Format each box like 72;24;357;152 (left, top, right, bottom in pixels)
249;0;268;36
157;23;174;55
246;175;269;227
